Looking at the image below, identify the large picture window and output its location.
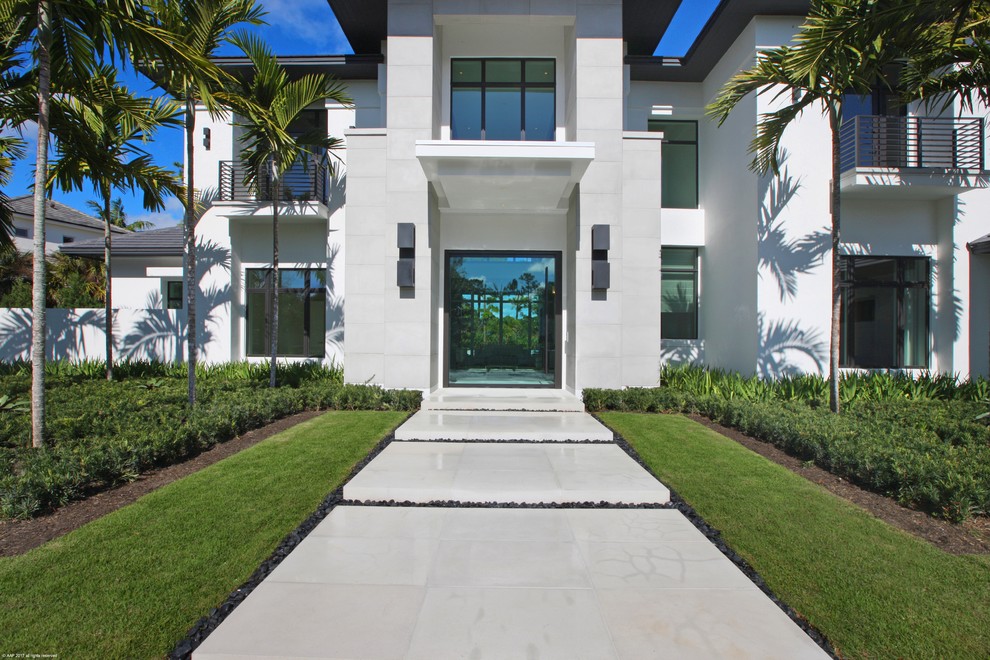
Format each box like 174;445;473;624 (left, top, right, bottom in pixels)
661;247;698;340
649;119;698;209
451;58;555;141
840;256;929;368
246;268;326;358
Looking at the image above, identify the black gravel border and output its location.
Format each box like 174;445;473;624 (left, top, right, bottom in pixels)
173;423;837;659
594;414;838;659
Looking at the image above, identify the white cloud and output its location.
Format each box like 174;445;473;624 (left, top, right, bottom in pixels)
128;195;185;229
260;0;353;53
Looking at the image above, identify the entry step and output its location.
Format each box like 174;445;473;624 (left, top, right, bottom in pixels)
395;410;612;442
422;388;585;412
344;443;671;504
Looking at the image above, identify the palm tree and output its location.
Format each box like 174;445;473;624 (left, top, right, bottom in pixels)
49;67;181;380
86;198;155;231
0;0;218;447
147;0;264;407
706;0;898;413
229;32;351;387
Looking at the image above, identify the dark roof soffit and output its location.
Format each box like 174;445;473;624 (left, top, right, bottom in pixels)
968;233;990;254
628;0;810;83
213;54;383;80
326;0;680;57
327;0;387;54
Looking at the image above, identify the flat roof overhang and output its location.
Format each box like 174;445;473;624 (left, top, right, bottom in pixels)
416;141;595;213
968;233;990;254
628;0;810;82
839;168;990;200
327;0;680;56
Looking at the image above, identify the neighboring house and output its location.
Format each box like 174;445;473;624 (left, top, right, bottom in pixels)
8;195;128;254
97;0;990;391
60;225;185;310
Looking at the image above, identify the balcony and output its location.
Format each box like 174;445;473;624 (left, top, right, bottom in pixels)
218;160;329;205
839;116;989;199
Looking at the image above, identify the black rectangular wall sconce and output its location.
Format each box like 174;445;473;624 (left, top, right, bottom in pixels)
397;223;415;287
591;224;610;290
202;127;211;150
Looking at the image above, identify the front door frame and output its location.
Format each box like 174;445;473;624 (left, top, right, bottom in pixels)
444;250;563;388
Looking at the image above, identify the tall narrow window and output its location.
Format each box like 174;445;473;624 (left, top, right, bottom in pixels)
649;120;698;209
246;268;326;358
166;281;183;310
451;58;555;141
840;256;930;368
661;247;698;340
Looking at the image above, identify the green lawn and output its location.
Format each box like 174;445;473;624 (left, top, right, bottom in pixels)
0;410;406;659
604;412;990;659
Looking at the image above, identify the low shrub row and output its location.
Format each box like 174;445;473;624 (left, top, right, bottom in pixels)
0;375;420;519
660;364;990;403
584;387;990;522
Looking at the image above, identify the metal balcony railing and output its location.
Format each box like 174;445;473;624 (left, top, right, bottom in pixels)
839;115;985;173
218;160;329;204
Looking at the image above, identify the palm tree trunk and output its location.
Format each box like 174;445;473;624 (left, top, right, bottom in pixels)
104;188;113;380
828;106;842;414
31;0;52;448
269;173;280;388
184;93;197;406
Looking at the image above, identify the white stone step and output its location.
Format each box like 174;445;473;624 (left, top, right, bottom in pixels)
422;387;586;412
344;442;670;505
394;410;612;441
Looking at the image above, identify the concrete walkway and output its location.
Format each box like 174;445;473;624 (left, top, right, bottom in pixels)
194;394;830;660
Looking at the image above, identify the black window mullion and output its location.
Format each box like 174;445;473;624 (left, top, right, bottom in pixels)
480;60;486;140
303;270;312;356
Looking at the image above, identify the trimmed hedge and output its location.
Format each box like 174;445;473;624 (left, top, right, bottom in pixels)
584;387;990;522
0;374;420;519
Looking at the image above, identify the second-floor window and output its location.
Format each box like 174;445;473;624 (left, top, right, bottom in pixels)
649;119;699;209
451;58;555;141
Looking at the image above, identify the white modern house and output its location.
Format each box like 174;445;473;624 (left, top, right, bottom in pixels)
60;0;990;390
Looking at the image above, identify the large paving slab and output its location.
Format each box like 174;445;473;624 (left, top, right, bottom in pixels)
394;409;613;441
194;507;830;660
421;387;586;412
344;442;670;504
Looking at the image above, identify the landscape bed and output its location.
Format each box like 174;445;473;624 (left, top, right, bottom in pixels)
0;360;420;519
585;368;990;521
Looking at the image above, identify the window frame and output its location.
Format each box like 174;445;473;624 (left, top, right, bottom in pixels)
649;119;699;210
450;58;556;141
245;268;326;358
660;246;700;340
839;255;930;369
165;280;183;310
13;227;28;238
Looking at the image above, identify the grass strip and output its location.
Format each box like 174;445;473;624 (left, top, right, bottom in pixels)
0;410;406;659
603;412;990;659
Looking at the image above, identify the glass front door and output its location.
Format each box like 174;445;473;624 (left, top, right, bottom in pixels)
445;252;560;387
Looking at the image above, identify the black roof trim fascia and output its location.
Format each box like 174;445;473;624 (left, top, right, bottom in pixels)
213;54;383;80
628;0;810;83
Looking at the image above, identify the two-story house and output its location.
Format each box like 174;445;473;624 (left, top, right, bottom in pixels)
108;0;990;392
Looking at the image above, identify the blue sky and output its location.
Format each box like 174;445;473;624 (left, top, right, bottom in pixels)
2;0;718;229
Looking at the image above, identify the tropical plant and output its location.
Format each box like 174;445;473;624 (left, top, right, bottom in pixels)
0;0;219;447
228;31;351;387
49;67;181;380
706;0;910;413
146;0;264;408
86;198;153;231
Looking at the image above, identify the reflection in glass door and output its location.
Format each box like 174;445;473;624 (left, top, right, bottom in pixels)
446;252;560;387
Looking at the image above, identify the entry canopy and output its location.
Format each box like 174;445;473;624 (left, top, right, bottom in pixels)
416;141;595;213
